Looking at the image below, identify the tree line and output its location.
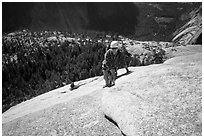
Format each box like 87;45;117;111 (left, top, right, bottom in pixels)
2;31;107;113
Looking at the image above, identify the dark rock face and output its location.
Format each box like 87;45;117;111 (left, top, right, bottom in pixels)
195;33;202;44
2;2;201;41
86;3;139;35
30;3;89;32
2;2;138;35
2;3;34;32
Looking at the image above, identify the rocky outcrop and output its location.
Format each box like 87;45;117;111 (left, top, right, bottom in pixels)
172;6;202;45
122;38;168;66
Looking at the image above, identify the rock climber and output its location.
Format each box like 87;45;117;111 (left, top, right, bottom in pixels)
102;41;130;88
102;41;119;88
116;41;130;73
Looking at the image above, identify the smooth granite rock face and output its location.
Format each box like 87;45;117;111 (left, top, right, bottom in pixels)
102;45;202;136
2;90;123;136
2;45;202;136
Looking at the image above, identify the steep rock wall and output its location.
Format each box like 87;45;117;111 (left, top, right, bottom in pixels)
3;2;201;41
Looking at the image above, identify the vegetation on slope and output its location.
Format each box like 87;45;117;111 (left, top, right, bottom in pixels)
2;29;167;113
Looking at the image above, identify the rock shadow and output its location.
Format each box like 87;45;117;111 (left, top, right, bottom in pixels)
104;115;126;136
116;71;133;80
60;82;86;93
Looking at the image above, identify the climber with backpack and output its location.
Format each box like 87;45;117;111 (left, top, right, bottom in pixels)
102;41;119;88
102;40;130;88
